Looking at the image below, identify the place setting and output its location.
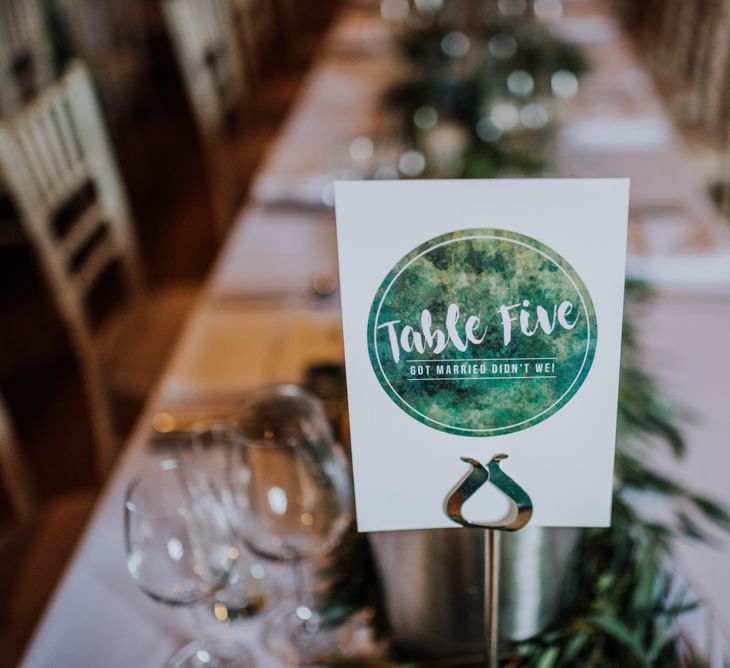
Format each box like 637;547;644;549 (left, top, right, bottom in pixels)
126;384;358;667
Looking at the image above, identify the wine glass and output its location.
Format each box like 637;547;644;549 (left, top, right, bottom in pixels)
124;459;255;668
228;385;353;665
184;425;274;624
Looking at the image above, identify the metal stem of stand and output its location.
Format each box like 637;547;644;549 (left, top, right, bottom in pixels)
445;454;534;668
486;528;501;668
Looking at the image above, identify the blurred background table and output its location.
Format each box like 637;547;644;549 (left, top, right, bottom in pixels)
16;0;730;665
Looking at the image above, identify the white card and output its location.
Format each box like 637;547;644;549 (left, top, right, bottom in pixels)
335;179;629;532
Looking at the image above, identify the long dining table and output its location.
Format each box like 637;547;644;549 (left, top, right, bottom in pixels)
20;1;730;666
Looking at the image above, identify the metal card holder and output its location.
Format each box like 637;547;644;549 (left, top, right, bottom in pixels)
444;454;534;668
445;454;532;531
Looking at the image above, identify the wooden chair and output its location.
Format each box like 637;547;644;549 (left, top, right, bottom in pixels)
230;0;261;77
0;62;195;476
231;0;276;73
651;0;697;85
54;0;152;128
692;0;730;130
0;0;54;118
163;0;247;141
231;0;301;85
163;0;266;234
0;391;96;664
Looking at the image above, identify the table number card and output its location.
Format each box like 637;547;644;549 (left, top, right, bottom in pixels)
335;179;629;532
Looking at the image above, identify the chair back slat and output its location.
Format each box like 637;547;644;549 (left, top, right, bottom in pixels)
34;110;75;197
0;0;54;116
21;120;71;207
52;97;86;171
163;0;246;139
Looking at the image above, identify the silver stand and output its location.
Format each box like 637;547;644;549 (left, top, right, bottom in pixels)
445;454;533;668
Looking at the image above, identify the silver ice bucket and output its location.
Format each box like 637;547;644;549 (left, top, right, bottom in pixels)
369;527;581;657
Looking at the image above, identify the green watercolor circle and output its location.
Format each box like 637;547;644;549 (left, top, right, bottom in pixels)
367;229;597;436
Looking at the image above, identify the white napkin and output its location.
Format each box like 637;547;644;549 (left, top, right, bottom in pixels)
553;16;621;45
210;207;338;299
561;116;672;152
626;252;730;292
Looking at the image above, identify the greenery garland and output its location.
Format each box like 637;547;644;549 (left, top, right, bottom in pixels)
318;2;730;666
380;0;587;180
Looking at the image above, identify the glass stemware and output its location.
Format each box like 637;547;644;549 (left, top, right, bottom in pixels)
124;459;255;668
228;385;354;665
185;426;274;625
